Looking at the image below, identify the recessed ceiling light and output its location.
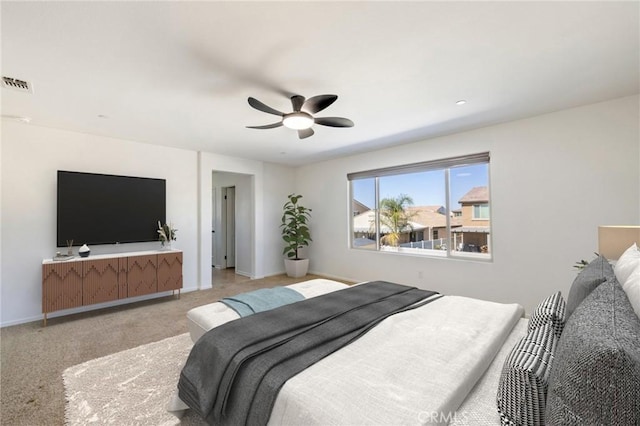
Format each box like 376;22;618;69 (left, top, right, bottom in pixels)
97;114;108;119
455;100;467;105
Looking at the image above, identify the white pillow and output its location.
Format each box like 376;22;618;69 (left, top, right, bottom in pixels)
614;243;640;284
621;264;640;319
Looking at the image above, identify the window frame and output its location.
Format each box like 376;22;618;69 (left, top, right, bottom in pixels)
348;152;492;261
472;203;490;220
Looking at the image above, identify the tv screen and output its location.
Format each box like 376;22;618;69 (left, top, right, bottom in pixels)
57;171;166;247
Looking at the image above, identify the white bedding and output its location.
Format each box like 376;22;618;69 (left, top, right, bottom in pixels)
172;281;524;425
186;279;350;342
452;318;528;425
267;294;522;425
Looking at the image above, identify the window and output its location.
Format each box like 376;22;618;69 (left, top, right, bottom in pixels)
473;204;490;219
349;152;491;259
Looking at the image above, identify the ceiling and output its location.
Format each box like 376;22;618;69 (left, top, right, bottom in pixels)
2;1;638;166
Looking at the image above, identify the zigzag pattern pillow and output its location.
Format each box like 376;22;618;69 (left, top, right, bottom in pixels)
497;322;558;426
528;291;566;337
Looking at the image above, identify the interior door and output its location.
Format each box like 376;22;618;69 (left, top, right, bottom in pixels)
211;187;216;267
225;186;236;268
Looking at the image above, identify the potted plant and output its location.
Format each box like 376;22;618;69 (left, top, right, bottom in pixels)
281;193;312;277
157;221;178;249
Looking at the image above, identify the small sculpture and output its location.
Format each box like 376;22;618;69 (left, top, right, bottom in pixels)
79;244;91;258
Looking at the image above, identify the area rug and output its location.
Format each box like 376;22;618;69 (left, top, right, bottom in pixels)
63;333;205;425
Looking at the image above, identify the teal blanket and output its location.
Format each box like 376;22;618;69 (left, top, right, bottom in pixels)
221;287;304;317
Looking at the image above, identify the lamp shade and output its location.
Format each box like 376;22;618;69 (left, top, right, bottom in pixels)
598;226;640;260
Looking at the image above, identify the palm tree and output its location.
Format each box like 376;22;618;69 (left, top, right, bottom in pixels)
378;194;416;246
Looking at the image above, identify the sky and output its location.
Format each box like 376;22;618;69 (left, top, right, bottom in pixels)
352;164;488;210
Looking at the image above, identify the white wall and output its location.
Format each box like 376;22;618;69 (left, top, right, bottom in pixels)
1;122;199;326
263;162;296;275
210;165;295;278
2;96;637;325
296;95;640;314
0;123;296;326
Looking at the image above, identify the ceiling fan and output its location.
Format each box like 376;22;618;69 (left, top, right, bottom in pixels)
246;94;354;139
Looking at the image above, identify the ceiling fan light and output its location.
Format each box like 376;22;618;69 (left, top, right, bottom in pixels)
283;112;314;130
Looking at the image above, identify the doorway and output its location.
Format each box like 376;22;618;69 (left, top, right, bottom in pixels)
210;170;253;281
221;186;236;269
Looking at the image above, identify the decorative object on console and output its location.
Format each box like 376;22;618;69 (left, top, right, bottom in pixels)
281;194;312;277
158;221;177;249
66;239;74;256
53;252;74;261
598;225;640;260
78;244;90;258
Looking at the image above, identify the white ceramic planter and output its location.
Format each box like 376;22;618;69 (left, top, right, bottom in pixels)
284;258;309;278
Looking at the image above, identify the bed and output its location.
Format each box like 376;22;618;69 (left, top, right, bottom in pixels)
170;279;525;425
169;253;640;426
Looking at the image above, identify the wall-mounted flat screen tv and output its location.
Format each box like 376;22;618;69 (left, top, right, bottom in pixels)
57;171;166;247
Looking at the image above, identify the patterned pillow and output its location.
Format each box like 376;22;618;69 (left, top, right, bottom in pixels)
528;292;566;338
497;322;558;426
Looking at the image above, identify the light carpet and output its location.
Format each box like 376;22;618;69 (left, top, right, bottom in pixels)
63;333;205;425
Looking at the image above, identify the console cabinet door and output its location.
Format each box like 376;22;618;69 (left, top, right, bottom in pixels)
157;252;183;292
42;262;83;313
83;258;119;305
118;257;128;299
127;255;158;297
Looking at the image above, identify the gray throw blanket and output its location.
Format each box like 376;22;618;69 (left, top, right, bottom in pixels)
178;281;440;426
220;286;304;317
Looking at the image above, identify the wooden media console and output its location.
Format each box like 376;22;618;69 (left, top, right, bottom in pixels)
42;250;182;325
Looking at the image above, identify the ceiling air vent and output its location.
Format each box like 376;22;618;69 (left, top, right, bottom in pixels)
2;76;33;93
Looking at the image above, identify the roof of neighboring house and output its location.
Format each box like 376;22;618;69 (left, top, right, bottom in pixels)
352;210;426;233
406;206;462;228
451;226;491;233
458;186;489;204
352;205;462;233
352;199;371;214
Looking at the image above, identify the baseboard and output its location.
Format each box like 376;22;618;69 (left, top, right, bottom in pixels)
234;269;252;278
253;270;358;283
1;285;199;328
260;270;286;279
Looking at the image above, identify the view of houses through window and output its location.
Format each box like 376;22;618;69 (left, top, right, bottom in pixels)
349;154;491;259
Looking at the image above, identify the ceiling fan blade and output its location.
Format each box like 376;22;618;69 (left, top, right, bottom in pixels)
246;122;283;129
314;117;354;128
290;95;306;112
303;95;338;114
247;97;284;116
298;128;314;139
